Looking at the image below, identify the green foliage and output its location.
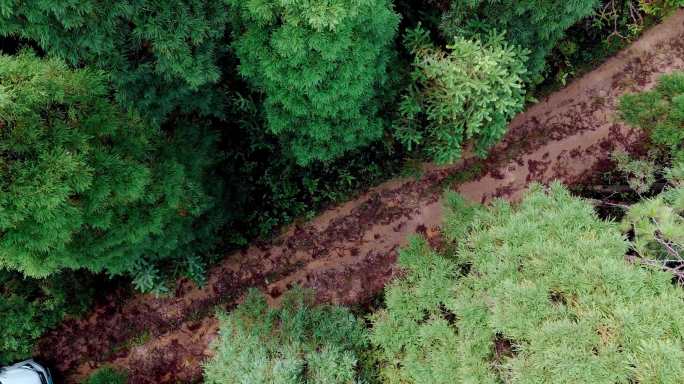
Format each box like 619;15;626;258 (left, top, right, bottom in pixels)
0;53;222;282
619;71;684;164
369;237;461;384
0;0;231;120
82;366;128;384
396;27;527;163
0;269;96;364
372;183;684;383
639;0;684;18
612;150;658;194
621;186;684;260
440;0;600;82
442;191;483;243
222;93;404;243
204;288;371;384
227;0;400;165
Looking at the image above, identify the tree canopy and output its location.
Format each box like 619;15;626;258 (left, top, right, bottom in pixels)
440;0;600;82
227;0;400;165
204;288;371;384
0;0;232;120
372;184;684;383
0;53;221;281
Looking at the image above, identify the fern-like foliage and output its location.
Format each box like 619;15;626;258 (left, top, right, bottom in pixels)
0;0;231;120
619;71;684;164
395;26;527;163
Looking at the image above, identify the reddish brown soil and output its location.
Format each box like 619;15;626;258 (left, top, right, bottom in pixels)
36;10;684;384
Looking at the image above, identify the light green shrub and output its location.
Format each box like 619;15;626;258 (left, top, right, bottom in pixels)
639;0;684;18
204;288;371;384
396;27;527;163
439;0;600;82
619;71;684;164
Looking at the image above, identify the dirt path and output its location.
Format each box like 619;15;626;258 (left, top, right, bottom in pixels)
37;11;684;384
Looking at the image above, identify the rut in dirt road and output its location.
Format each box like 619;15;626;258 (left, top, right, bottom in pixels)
37;10;684;384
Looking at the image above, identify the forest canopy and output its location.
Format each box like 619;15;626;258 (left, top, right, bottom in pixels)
0;0;683;376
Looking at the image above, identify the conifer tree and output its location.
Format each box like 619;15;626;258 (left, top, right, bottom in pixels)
396;27;527;163
0;53;221;281
204;288;371;384
440;0;600;82
227;0;400;165
0;0;231;120
372;184;684;383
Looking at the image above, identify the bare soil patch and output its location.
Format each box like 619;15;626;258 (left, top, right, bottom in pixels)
37;10;684;384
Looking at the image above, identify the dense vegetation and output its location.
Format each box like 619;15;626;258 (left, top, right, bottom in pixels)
206;182;684;383
0;0;231;121
204;288;373;383
617;71;684;279
439;0;601;82
396;27;527;163
82;366;128;384
227;0;400;164
0;269;95;364
0;53;222;289
370;184;684;383
0;0;682;374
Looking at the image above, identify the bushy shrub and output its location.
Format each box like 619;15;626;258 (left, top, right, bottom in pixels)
372;183;684;383
395;27;527;163
227;0;400;165
82;366;127;384
0;0;231;120
639;0;684;18
621;185;683;261
440;0;600;82
612;150;658;194
0;53;222;284
619;71;684;164
0;270;96;364
204;288;371;384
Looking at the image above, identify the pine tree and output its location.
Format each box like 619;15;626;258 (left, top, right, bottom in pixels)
440;0;600;82
0;0;231;121
372;183;684;383
227;0;400;165
0;53;222;281
204;288;371;384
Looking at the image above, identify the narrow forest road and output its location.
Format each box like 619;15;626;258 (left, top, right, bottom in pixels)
37;11;684;384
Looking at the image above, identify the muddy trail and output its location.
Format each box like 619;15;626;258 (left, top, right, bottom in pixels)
37;11;684;384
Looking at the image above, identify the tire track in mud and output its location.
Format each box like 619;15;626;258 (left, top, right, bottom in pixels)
36;10;684;384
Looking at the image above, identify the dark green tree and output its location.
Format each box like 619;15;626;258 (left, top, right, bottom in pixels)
0;53;222;286
0;0;232;121
227;0;400;165
0;269;96;364
440;0;600;82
